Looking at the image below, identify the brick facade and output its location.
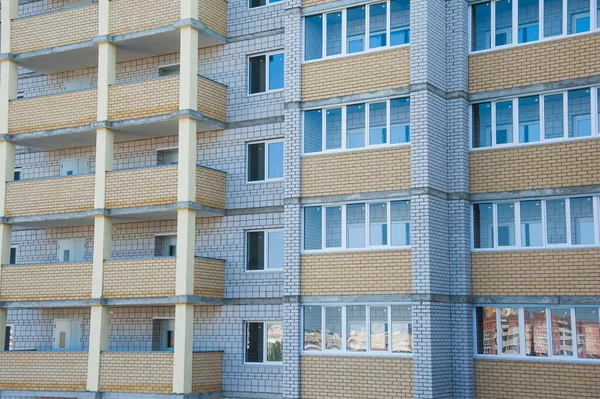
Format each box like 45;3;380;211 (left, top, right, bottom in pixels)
110;0;180;37
191;351;224;393
99;352;173;394
194;257;225;298
103;258;177;299
109;76;179;121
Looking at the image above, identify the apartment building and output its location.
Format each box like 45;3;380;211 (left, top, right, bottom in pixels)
0;0;598;398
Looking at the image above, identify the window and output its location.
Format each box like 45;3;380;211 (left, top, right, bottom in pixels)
304;0;410;61
304;98;410;154
248;52;284;94
13;167;21;181
157;148;178;165
472;103;492;148
568;88;591;138
304;200;411;251
246;229;284;271
5;325;12;351
60;158;89;176
246;322;283;363
158;64;180;76
567;0;590;34
9;246;17;265
57;239;86;262
518;96;540;143
473;197;600;249
155;235;177;257
249;0;281;8
471;2;491;51
63;78;92;92
302;304;413;355
247;140;284;182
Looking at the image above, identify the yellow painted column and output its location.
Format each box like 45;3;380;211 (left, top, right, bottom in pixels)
1;0;18;54
0;307;6;350
86;305;110;391
0;141;15;217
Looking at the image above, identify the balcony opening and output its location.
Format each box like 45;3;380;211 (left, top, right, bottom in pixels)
53;319;83;351
57;239;87;263
152;318;175;352
60;157;90;177
157;148;179;165
155;235;177;257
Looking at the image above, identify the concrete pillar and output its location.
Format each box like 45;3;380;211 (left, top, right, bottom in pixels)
0;307;6;350
96;43;116;122
0;140;15;217
1;0;18;54
173;303;194;393
179;26;198;112
99;0;110;36
86;305;110;391
0;222;12;298
0;60;17;136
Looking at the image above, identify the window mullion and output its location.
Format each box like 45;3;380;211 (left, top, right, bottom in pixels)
594;196;600;245
541;200;548;247
513;98;519;144
518;308;526;357
546;307;554;358
562;0;567;38
264;230;269;270
321;306;326;352
265;54;270;93
493;203;499;249
342;9;348;56
341;205;347;249
342;106;348;150
565;198;572;245
496;306;502;355
386;99;391;145
264;141;270;181
592;87;598;137
539;0;544;40
491;0;496;49
322;206;327;250
515;201;522;248
366;4;371;51
387;200;392;247
387;305;392;354
512;0;518;45
322;108;327;152
366;101;371;147
563;92;568;139
571;307;577;359
263;322;268;363
366;305;371;352
539;94;545;143
322;14;327;59
342;306;347;351
365;202;371;248
491;100;497;147
386;0;391;48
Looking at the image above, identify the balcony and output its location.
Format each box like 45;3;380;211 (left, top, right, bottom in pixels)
0;351;88;392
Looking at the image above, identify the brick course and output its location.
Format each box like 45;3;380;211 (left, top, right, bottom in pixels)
110;0;179;36
103;258;176;299
198;76;228;123
199;0;228;37
194;258;225;298
109;76;179;121
99;352;173;394
106;166;178;209
196;166;227;209
192;352;223;393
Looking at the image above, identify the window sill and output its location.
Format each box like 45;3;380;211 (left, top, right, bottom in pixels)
248;88;285;97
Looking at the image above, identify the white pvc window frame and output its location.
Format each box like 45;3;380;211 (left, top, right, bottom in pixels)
244;321;284;365
247;51;285;96
245;228;284;272
246;138;285;183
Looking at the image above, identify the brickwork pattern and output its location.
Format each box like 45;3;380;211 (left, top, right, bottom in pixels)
301;356;414;399
196;166;227;209
99;352;173;394
301;146;411;197
0;262;92;301
106;166;178;209
301;250;412;296
470;139;600;193
109;76;179;121
472;249;600;296
192;352;223;393
199;0;228;37
103;258;176;298
475;360;600;399
11;3;98;53
110;0;179;36
302;0;334;8
9;89;97;134
5;174;94;217
198;76;228;123
469;33;600;93
302;48;410;102
194;258;225;298
0;352;88;391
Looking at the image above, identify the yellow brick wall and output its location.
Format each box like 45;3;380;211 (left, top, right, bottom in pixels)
470;140;600;194
302;0;333;8
0;262;92;301
103;258;176;299
109;76;179;121
9;89;97;134
198;76;228;124
196;166;227;209
110;0;179;36
100;352;173;394
0;352;88;391
472;249;600;297
302;146;411;197
194;258;225;298
5;175;94;217
199;0;228;37
302;48;410;102
11;4;98;53
301;250;412;296
106;166;178;209
475;360;600;399
192;352;223;393
469;33;600;93
301;356;414;399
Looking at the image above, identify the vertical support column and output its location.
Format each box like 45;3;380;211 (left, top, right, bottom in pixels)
1;0;18;55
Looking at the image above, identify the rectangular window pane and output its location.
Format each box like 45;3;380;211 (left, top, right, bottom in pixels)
304;207;322;250
326;12;343;56
347;6;366;53
347;104;366;149
326;108;342;150
267;142;283;179
392;305;412;353
248;143;265;181
568;89;591;138
546;199;568;244
570;197;595;245
249;55;266;94
305;15;323;61
303;306;322;351
472;103;492;148
304;110;323;153
346;305;366;352
495;0;513;46
390;98;410;144
473;203;494;249
369;102;387;145
249;0;266;8
575;308;600;359
525;307;549;357
518;0;540;43
544;93;564;139
325;206;342;248
544;0;563;37
246;322;264;362
268;53;284;91
598;89;600;133
471;2;491;51
247;231;264;271
10;247;16;265
519;96;541;143
267;323;283;362
501;308;520;355
567;0;590;34
551;308;573;356
370;306;389;351
369;3;387;48
495;100;514;145
520;200;543;247
346;203;366;248
369;203;387;246
497;203;515;247
390;0;410;45
267;231;283;269
476;307;498;355
326;307;342;350
391;200;410;246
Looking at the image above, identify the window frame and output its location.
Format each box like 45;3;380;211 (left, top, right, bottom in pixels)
244;321;284;365
248;0;282;10
13;167;21;181
246;139;285;183
245;228;285;272
247;51;285;96
9;245;18;265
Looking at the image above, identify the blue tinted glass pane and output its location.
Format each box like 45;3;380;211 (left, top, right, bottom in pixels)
326;12;342;56
305;15;323;61
518;0;539;43
346;104;365;149
544;0;563;37
304;110;323;153
390;0;410;45
495;0;513;46
473;204;494;249
267;231;284;269
495;101;513;145
568;89;591;138
519;96;540;143
326;206;342;248
369;3;387;49
326;108;342;150
304;207;322;250
267;142;284;179
390;98;410;144
347;6;365;53
544;94;564;139
472;103;492;148
567;0;590;34
268;53;284;90
570;197;595;245
471;2;491;51
369;102;387;145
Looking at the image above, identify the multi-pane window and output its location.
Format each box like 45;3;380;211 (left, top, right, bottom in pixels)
302;304;413;354
473;196;600;249
9;246;17;265
248;52;284;94
304;0;410;61
245;322;283;363
304;98;410;154
476;306;600;361
303;200;411;251
246;230;284;271
247;140;284;182
249;0;281;8
472;87;599;149
471;0;598;52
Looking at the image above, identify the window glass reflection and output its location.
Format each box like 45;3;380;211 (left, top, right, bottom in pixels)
346;305;367;352
525;307;549;357
551;308;573;356
501;308;520;355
